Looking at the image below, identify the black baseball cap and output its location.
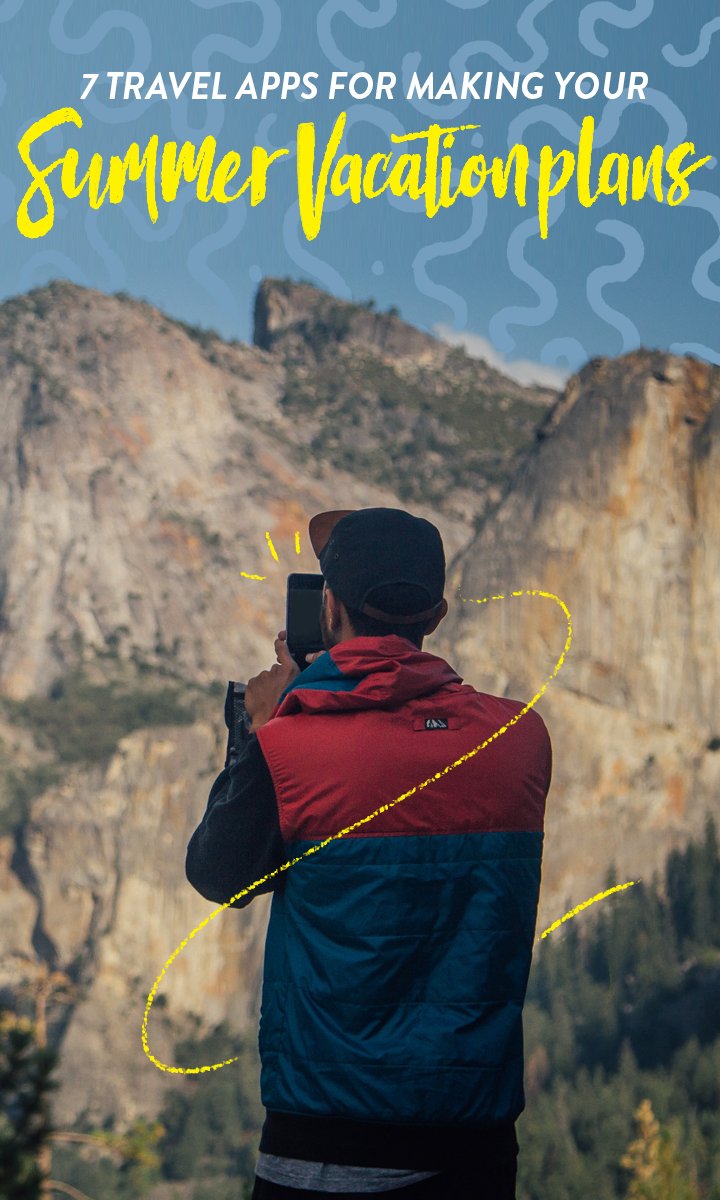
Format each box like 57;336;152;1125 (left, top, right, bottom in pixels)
308;508;446;625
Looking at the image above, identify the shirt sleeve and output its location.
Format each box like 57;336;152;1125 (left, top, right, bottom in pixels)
185;682;287;909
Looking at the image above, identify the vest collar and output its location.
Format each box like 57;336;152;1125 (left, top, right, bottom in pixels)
275;636;463;716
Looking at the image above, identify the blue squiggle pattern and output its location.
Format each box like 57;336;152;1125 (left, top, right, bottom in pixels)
670;341;720;363
508;88;687;158
579;0;654;58
187;204;248;312
541;336;589;373
3;0;717;374
317;0;397;72
413;195;488;326
18;250;90;292
592;87;687;150
507;103;579;150
586;219;644;351
49;0;154;125
281;198;353;299
119;191;195;242
472;0;554;70
484;111;566;354
193;21;282;69
49;0;151;55
0;0;25;20
188;0;282;65
489;210;562;352
662;16;720;67
255;111;292;154
171;17;281;144
84;212;126;291
168;94;226;142
677;190;720;304
405;0;552;121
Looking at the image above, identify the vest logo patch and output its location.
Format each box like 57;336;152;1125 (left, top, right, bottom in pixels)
424;717;449;730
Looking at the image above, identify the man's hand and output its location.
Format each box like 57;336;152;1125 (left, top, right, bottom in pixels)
245;631;300;733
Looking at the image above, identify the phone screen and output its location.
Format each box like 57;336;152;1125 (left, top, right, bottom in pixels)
286;573;324;667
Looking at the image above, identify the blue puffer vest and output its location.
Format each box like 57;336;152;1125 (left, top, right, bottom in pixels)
256;636;551;1127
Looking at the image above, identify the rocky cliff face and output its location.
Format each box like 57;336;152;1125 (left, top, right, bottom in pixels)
0;282;474;703
0;279;547;1127
253;276;444;365
440;350;720;921
3;720;271;1126
0;280;717;1132
252;277;556;523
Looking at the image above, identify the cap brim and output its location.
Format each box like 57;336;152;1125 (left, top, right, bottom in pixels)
308;510;356;558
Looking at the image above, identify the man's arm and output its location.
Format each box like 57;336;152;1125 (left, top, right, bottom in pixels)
185;682;286;909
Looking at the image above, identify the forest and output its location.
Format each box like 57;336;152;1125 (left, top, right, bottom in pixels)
518;816;720;1199
2;818;718;1199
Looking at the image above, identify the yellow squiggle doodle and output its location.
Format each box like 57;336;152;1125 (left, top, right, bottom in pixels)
142;588;572;1074
540;880;637;939
242;533;302;578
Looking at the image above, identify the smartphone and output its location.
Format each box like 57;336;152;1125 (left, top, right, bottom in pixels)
286;573;325;669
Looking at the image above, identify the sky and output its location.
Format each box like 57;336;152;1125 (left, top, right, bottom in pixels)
1;0;719;385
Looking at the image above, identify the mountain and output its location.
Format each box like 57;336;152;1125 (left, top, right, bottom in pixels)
0;278;553;1128
440;349;720;919
0;279;553;702
252;277;556;523
0;279;717;1138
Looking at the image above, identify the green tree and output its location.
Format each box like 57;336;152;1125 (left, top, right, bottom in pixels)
159;1024;263;1191
0;1010;56;1200
50;1119;165;1200
6;965;163;1200
666;816;720;953
519;817;720;1200
620;1099;699;1200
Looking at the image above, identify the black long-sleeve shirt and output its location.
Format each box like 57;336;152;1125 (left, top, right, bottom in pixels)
185;682;286;909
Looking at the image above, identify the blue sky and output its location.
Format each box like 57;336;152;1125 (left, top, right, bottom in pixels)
1;0;718;384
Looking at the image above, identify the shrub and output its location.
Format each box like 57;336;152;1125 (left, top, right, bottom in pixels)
5;673;196;765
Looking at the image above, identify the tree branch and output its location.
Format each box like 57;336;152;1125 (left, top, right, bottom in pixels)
46;1181;96;1200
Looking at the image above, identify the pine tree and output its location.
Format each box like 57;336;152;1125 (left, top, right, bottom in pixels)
666;816;720;954
0;1009;57;1200
620;1099;699;1200
7;965;163;1200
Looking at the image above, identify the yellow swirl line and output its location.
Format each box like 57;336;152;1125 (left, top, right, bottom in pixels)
540;880;637;939
142;588;572;1074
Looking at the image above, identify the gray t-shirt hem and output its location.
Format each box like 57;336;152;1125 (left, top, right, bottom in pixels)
256;1151;441;1193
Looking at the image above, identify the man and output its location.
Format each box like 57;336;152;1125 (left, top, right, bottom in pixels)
186;508;552;1199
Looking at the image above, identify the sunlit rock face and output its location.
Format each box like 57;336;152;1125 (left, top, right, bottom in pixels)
1;281;716;1127
12;722;271;1125
441;351;720;923
1;281;465;702
0;278;493;1125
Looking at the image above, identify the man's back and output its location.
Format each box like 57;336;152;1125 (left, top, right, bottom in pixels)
186;506;553;1198
256;636;551;1135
